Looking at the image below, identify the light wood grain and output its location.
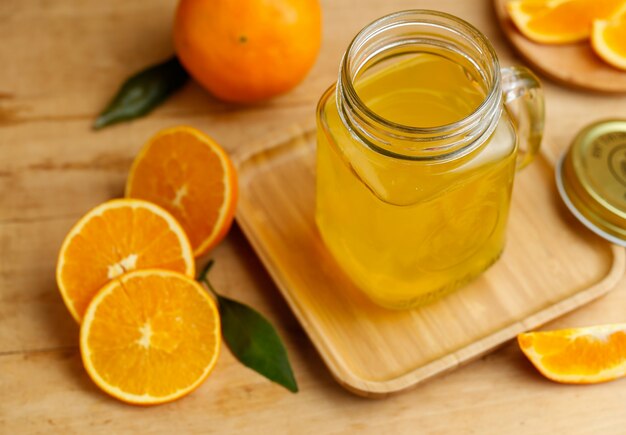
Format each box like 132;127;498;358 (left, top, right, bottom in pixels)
235;126;625;397
3;0;626;433
494;0;626;93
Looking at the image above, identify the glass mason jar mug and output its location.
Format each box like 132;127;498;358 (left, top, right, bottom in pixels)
315;10;544;309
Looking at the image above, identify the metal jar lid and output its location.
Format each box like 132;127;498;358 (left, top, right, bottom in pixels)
556;119;626;247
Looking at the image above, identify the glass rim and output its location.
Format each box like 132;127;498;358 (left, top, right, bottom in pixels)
339;9;502;136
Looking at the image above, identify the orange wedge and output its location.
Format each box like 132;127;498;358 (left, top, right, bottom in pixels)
592;14;626;70
518;324;626;384
57;199;194;322
507;0;626;44
81;270;220;405
126;126;238;258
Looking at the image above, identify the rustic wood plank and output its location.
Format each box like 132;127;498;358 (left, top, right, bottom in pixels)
4;331;626;434
0;106;317;223
2;0;626;432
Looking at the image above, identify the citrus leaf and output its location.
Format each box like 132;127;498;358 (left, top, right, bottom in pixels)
93;55;188;130
198;261;298;393
218;295;298;392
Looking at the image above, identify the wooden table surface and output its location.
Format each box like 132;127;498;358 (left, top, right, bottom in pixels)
2;0;626;433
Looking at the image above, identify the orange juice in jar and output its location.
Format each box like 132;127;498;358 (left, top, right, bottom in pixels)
315;11;544;309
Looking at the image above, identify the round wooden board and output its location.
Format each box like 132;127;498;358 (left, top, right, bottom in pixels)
494;0;626;93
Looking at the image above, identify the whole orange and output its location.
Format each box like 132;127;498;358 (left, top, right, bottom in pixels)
174;0;322;103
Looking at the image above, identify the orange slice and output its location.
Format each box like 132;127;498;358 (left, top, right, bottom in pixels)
126;126;238;257
57;199;194;322
592;15;626;70
507;0;626;44
80;270;220;405
518;324;626;384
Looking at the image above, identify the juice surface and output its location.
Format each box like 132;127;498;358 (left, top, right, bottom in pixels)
356;53;484;127
316;52;517;309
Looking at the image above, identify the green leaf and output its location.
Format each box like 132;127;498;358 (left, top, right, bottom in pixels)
93;55;189;130
198;261;298;393
218;295;298;393
198;259;216;285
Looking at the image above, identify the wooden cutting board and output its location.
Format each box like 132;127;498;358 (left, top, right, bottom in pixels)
494;0;626;93
234;125;625;397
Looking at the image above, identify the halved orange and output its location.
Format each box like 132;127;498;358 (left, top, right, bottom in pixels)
57;199;194;322
592;15;626;70
518;324;626;384
126;126;238;257
507;0;626;44
80;270;220;405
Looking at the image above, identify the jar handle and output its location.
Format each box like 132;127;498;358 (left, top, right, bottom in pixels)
501;66;545;171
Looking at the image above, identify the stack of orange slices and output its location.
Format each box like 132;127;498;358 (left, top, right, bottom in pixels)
507;0;626;70
56;126;237;405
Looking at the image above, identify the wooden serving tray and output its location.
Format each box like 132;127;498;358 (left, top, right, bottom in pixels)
494;0;626;93
234;125;625;397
